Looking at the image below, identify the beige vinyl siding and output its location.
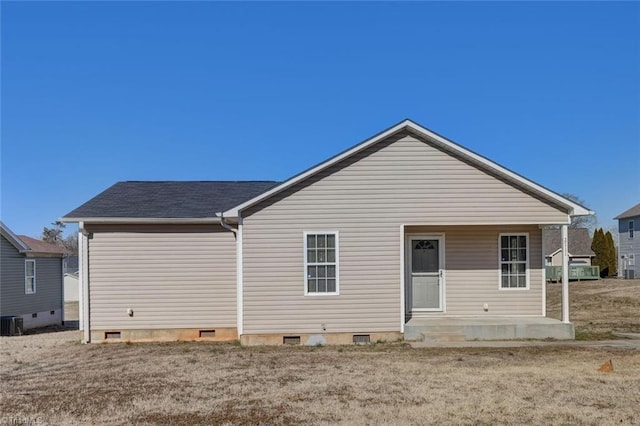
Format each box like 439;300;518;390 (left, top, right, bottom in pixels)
242;133;564;334
87;225;236;330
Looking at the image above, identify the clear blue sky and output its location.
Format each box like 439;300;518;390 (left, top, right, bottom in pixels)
2;2;639;238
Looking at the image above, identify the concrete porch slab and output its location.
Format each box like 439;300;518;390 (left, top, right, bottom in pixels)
404;317;575;342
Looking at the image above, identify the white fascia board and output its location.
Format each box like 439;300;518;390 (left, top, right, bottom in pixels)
24;252;65;258
0;221;31;252
223;119;593;218
59;217;221;224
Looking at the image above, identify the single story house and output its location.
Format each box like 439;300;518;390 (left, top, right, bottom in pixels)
615;203;640;279
61;120;592;345
1;221;66;331
542;228;595;266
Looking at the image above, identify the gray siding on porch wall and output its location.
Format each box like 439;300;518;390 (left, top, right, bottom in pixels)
240;132;565;335
86;224;236;330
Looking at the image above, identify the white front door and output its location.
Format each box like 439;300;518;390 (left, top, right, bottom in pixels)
407;235;444;313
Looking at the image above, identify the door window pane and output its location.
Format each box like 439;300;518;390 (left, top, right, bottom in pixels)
412;240;438;273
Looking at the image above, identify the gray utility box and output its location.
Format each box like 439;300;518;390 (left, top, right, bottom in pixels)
0;316;24;336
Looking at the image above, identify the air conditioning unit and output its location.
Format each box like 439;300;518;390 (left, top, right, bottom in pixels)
0;316;24;336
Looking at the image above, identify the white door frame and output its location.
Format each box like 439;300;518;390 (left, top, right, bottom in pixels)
405;233;446;314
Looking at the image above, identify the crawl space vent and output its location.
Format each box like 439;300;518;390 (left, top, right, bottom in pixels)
199;330;216;338
353;334;371;344
283;336;301;345
105;331;121;340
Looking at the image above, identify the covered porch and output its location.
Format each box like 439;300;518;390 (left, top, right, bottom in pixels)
401;224;575;342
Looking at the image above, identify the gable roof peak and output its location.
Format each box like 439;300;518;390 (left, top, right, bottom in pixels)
0;221;31;252
224;119;594;218
614;203;640;220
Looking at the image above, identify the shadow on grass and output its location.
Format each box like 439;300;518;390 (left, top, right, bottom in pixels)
21;321;79;336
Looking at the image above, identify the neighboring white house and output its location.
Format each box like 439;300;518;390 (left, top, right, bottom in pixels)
64;273;79;302
616;203;640;279
61;120;592;345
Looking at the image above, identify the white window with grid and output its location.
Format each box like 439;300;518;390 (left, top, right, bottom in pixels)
304;232;339;295
499;233;529;290
25;259;36;294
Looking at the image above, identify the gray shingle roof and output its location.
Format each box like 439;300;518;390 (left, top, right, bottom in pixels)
542;228;595;257
62;181;279;219
614;203;640;220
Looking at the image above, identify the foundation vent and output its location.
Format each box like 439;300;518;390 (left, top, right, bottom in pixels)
199;330;216;338
283;336;301;345
353;334;371;344
105;331;121;340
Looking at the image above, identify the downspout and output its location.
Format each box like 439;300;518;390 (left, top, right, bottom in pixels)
79;222;91;343
218;214;237;235
60;255;65;326
540;225;546;317
217;214;244;338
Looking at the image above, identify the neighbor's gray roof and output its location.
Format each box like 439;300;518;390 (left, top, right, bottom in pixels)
542;228;595;257
62;181;280;219
614;203;640;220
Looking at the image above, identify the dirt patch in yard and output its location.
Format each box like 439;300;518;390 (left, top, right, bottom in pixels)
547;278;640;338
1;279;638;424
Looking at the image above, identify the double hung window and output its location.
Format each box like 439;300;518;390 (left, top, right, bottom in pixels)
499;234;529;289
305;232;338;295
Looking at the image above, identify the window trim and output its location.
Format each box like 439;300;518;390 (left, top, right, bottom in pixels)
498;233;530;291
303;231;339;296
630;220;634;239
25;259;36;294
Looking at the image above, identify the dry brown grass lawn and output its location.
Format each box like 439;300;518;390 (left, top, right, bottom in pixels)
546;278;640;338
0;279;638;425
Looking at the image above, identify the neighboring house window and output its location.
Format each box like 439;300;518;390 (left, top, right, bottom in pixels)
304;232;339;295
25;260;36;294
630;220;634;238
499;234;529;289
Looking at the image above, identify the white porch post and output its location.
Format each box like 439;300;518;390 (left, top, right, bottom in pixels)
79;223;91;343
561;224;570;323
78;228;84;332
